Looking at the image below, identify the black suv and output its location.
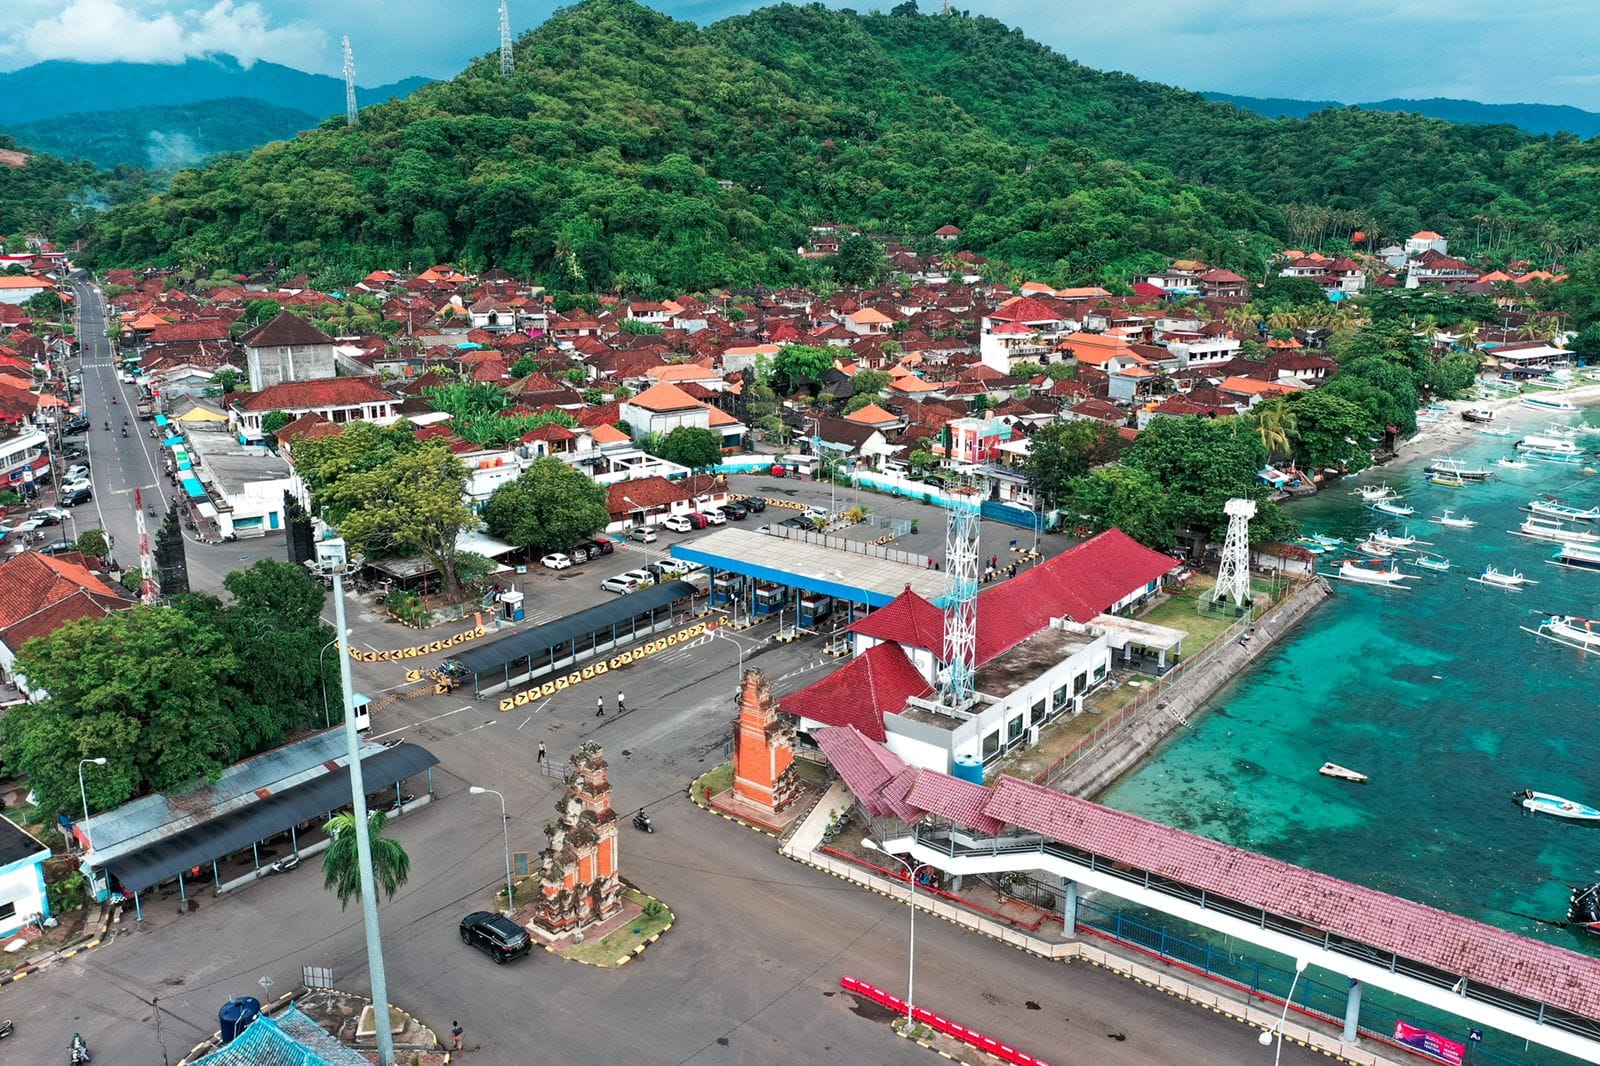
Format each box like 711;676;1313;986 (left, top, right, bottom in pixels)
60;486;92;507
459;911;532;964
743;497;766;513
723;501;750;520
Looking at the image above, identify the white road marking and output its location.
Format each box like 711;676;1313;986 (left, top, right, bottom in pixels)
368;704;469;741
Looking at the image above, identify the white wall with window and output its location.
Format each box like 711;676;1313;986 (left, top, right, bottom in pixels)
0;818;51;938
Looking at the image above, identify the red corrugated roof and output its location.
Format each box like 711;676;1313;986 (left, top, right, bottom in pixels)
813;725;907;818
779;642;932;742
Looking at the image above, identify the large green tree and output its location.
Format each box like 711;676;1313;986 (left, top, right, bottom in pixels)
659;426;724;470
483;457;612;553
772;345;836;392
1284;391;1377;474
1067;466;1178;548
834;234;887;285
322;445;478;597
1024;419;1121;510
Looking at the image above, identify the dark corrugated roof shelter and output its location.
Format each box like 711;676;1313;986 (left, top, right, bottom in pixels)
102;743;437;894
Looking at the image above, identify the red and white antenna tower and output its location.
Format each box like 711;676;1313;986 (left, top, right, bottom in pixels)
134;487;160;605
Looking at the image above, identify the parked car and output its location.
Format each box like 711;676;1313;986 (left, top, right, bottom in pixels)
805;505;830;521
654;559;700;578
780;515;811;529
743;497;766;513
29;508;69;526
60;478;92;496
60;447;86;462
38;539;77;556
723;501;750;520
565;544;592;562
459;911;532;964
60;486;92;507
922;474;947;488
755;524;772;535
629;526;658;543
60;417;91;436
540;553;573;570
600;571;648;594
64;463;90;481
685;513;710;530
701;509;726;526
585;538;614;556
660;515;692;533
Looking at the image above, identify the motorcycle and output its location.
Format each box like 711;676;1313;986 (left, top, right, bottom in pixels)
103;421;109;431
121;428;128;438
389;792;416;815
70;1033;90;1063
632;811;655;834
265;853;300;875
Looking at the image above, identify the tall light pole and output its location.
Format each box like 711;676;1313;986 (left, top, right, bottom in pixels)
1258;958;1309;1066
468;786;515;912
77;757;107;824
318;629;351;729
863;838;934;1029
318;538;395;1066
713;624;746;674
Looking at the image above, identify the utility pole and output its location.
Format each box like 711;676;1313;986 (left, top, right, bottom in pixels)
499;0;514;77
343;37;358;127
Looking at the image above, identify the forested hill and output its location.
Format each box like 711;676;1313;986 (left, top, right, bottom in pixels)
1204;92;1600;140
5;98;318;171
83;0;1600;292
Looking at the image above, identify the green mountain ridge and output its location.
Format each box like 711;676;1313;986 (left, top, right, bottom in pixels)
5;98;320;171
1204;92;1600;140
81;0;1600;291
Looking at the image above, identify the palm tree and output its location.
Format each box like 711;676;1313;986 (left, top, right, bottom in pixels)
322;810;412;911
1253;398;1297;461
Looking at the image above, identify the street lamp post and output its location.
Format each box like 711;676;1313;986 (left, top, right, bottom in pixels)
863;838;935;1029
318;538;395;1066
77;757;107;824
1258;958;1309;1066
713;625;746;674
468;786;515;913
318;630;352;729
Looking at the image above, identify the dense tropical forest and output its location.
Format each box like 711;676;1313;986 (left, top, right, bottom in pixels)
5;97;319;171
0;134;163;238
78;0;1600;293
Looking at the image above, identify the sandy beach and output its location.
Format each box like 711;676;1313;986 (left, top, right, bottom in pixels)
1396;380;1600;460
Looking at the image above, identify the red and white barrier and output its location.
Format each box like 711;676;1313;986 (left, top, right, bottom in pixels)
840;975;1051;1066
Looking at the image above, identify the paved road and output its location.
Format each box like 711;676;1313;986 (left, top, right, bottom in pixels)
0;598;1320;1066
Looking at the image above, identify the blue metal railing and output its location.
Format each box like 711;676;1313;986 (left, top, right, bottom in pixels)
1075;900;1565;1066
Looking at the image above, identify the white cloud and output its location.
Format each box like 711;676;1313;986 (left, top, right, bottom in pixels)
18;0;324;68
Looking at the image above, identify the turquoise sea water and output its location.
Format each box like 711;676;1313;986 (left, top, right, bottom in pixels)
1104;405;1600;955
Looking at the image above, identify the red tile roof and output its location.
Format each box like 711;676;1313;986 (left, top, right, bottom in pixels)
235;377;393;412
812;725;908;817
779;642;932;742
238;310;334;349
847;589;944;652
0;552;126;648
606;476;689;516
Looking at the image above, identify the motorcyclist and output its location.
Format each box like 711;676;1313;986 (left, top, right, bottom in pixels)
103;420;109;431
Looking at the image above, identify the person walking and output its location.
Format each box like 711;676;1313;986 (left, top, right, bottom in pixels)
451;1020;464;1052
617;690;627;714
536;741;547;765
595;695;605;717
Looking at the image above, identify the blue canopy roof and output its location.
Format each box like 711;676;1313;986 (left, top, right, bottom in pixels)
162;435;183;446
154;414;169;426
181;476;206;498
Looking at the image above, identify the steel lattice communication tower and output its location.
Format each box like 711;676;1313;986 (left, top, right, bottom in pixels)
499;0;514;77
940;478;983;706
343;37;358;127
1211;497;1256;611
134;487;160;605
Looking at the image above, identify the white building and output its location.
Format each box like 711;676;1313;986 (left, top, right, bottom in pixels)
0;817;52;936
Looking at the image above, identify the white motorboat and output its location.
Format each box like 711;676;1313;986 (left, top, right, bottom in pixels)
1319;762;1368;783
1469;565;1537;590
1431;510;1477;529
1520;615;1600;654
1370;529;1425;550
1496;456;1530;470
1547;543;1600;573
1510;517;1600;544
1544;423;1580;440
1527;497;1600;522
1371;499;1416;517
1308;534;1344;547
1415;554;1451;572
1355;484;1397;502
1328;560;1411;588
1356;539;1394;557
1424;458;1492;481
1522;394;1580;412
1513;788;1600;821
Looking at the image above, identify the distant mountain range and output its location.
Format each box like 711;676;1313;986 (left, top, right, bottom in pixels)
7;98;319;170
1205;92;1600;139
0;56;428;126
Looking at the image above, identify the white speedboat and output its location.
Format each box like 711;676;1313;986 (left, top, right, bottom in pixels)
1527;498;1600;522
1329;560;1410;588
1496;456;1529;470
1424;458;1492;481
1415;554;1451;572
1320;762;1368;783
1511;517;1600;544
1470;566;1537;590
1371;499;1416;517
1355;484;1397;502
1548;543;1600;572
1522;394;1580;412
1515;435;1586;461
1513;788;1600;821
1521;615;1600;654
1431;510;1477;529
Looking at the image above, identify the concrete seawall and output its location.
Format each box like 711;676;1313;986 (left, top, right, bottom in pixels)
1053;577;1333;799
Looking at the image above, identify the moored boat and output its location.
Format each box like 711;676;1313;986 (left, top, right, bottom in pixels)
1510;517;1600;544
1415;554;1451;572
1522;394;1580;412
1355;484;1397;501
1328;559;1410;588
1496;456;1529;470
1308;533;1344;547
1526;497;1600;522
1356;539;1394;557
1427;472;1466;487
1431;510;1477;529
1461;407;1495;423
1371;499;1416;517
1319;762;1368;783
1292;538;1329;555
1370;529;1424;550
1521;614;1600;652
1470;565;1537;590
1424;458;1492;481
1569;883;1600;936
1513;788;1600;821
1548;543;1600;572
1515;435;1586;463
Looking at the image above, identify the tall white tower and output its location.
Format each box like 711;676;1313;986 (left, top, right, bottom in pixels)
1211;498;1256;612
499;0;514;77
940;480;983;706
342;37;358;127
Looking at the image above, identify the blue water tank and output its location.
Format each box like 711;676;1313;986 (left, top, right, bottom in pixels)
219;997;261;1044
951;755;985;785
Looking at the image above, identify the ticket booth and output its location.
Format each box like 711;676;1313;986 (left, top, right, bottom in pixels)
711;572;745;607
798;593;832;628
500;589;525;622
351;692;372;734
753;583;787;617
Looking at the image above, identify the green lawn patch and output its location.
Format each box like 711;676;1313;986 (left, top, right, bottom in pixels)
561;889;673;966
693;762;733;801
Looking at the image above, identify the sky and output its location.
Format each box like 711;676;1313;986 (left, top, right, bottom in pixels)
3;0;1600;111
